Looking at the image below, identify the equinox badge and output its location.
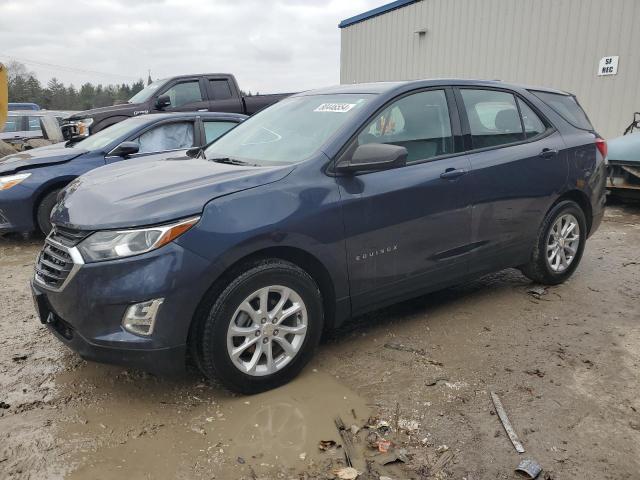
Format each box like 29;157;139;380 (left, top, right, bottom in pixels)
355;244;398;262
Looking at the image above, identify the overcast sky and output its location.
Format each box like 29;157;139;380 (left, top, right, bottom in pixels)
0;0;383;93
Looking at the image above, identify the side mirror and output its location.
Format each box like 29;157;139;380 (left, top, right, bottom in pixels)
111;141;139;157
335;143;408;173
186;146;203;158
156;94;171;109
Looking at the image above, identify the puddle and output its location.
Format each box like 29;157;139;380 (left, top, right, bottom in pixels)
52;364;369;479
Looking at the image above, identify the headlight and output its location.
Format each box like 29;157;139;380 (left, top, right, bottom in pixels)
77;216;200;262
75;118;94;137
0;173;31;191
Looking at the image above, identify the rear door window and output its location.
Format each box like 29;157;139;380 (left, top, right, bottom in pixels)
460;89;524;149
517;99;546;138
358;89;454;163
203;121;237;143
531;91;593;130
210;80;233;100
133;122;195;154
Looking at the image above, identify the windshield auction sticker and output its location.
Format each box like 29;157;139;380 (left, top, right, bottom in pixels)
314;103;356;113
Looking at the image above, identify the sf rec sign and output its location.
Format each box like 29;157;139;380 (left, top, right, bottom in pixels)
598;56;619;76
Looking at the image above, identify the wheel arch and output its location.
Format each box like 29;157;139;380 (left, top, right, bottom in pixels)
188;245;339;351
32;177;76;228
550;189;593;234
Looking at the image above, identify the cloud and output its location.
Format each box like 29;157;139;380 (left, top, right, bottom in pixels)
0;0;382;94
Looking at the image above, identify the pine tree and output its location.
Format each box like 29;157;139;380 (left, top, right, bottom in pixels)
6;61;149;111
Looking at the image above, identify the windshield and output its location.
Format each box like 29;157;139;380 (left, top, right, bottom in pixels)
204;94;373;165
128;79;166;104
72;117;149;151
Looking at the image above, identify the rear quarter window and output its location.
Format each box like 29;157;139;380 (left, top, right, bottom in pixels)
531;90;593;131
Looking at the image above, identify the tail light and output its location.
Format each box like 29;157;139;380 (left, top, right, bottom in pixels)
595;137;607;158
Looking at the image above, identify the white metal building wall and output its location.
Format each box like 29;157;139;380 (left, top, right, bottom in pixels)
340;0;640;139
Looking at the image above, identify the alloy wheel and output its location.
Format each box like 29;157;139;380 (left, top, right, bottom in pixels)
226;285;308;376
546;213;580;273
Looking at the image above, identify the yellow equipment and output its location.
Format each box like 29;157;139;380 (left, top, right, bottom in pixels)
0;63;7;132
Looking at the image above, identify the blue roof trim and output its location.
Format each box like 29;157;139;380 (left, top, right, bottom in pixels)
339;0;419;28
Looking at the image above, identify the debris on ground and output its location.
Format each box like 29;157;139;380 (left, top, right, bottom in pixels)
335;415;366;471
524;369;545;378
333;466;360;479
397;418;420;432
527;285;547;297
515;459;543;479
490;392;526;453
375;439;392;453
383;342;427;355
430;449;455;476
375;448;409;466
369;418;390;433
381;345;443;366
426;376;449;386
318;440;339;451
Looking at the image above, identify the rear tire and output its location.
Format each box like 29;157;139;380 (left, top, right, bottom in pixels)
194;259;324;394
36;189;61;235
520;200;587;285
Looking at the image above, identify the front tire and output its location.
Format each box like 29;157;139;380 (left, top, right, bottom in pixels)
194;259;324;394
520;200;587;285
36;189;61;235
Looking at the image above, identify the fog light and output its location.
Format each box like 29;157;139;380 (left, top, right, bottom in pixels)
122;299;164;336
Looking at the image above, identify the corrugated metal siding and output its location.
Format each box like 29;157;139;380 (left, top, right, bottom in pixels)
340;0;640;139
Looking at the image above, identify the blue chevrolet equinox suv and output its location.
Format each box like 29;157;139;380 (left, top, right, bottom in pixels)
31;80;607;393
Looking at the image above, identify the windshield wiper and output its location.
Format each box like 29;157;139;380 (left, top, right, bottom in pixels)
209;157;257;166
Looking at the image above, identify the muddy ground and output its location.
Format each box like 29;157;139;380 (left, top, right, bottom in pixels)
1;204;639;480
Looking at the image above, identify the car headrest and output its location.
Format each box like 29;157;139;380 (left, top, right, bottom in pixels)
495;109;521;132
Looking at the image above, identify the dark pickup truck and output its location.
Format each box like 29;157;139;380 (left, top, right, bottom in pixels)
63;73;291;139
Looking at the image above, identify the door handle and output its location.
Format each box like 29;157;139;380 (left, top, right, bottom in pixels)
197;108;208;112
440;168;467;180
539;148;558;159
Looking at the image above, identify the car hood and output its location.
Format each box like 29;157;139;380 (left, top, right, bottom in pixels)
51;158;295;230
0;143;87;175
607;133;640;164
67;103;140;120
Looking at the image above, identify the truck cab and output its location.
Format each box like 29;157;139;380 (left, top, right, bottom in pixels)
63;73;290;141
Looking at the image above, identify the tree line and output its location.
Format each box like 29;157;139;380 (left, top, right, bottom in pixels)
6;61;148;111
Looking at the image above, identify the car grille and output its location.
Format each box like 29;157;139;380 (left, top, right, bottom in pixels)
34;226;90;290
49;225;91;247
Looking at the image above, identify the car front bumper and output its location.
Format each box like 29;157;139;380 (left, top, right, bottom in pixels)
0;183;37;234
30;240;217;375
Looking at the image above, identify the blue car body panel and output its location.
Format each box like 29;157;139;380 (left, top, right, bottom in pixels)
607;132;640;163
30;79;606;375
0;112;246;233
